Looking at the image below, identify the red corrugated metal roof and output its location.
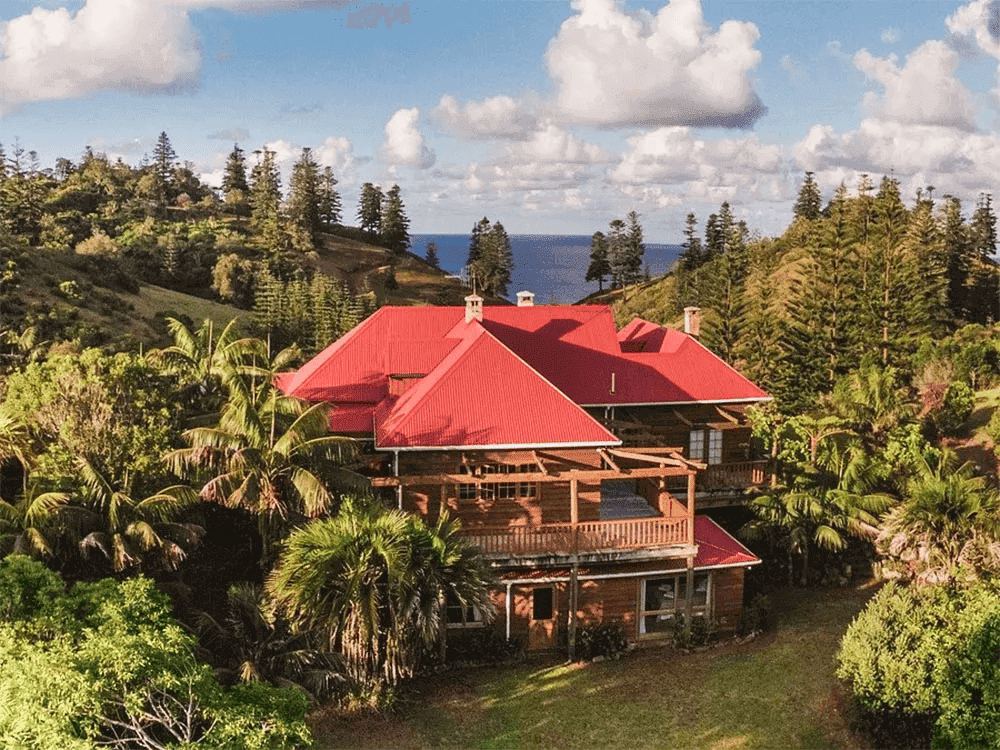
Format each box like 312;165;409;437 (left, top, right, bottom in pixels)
276;306;770;446
327;403;377;434
375;323;620;449
694;516;760;568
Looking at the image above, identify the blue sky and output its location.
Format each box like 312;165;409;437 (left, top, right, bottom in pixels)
2;0;1000;242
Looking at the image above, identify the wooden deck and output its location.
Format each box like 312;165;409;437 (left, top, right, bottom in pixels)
701;460;768;490
457;516;689;557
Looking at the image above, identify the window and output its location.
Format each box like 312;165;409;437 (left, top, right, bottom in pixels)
689;429;723;465
639;573;710;635
688;429;705;461
446;592;484;628
707;429;723;465
459;463;536;502
532;587;554;621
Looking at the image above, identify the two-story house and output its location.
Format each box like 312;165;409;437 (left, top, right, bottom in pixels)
276;293;768;652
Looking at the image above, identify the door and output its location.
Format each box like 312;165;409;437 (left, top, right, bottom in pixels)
528;586;558;650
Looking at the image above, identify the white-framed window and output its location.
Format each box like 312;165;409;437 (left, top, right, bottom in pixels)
446;592;484;628
639;573;710;635
460;463;537;502
708;429;723;465
689;429;705;461
689;429;723;465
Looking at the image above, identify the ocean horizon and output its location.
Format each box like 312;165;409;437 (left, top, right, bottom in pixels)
411;234;683;305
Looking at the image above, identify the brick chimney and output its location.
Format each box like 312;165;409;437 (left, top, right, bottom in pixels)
684;306;701;337
465;292;483;323
516;291;535;307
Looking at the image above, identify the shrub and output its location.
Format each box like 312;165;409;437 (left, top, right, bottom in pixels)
75;231;120;258
736;593;772;637
0;555;63;622
934;382;975;436
576;621;628;661
671;614;713;649
445;628;523;665
836;581;1000;749
0;561;313;749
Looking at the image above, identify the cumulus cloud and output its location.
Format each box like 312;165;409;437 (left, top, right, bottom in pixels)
545;0;766;129
793;119;1000;190
499;123;610;166
433;94;539;140
947;0;1000;59
609;127;783;186
315;135;367;178
854;41;977;130
381;107;436;169
207;127;250;141
0;0;345;113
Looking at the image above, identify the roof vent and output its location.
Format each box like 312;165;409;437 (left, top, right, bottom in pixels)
516;291;535;307
465;292;483;323
684;306;701;338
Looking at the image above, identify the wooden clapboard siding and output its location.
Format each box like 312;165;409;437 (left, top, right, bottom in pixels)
712;567;745;631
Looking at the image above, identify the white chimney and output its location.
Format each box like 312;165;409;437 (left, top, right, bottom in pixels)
465;292;483;323
684;306;701;337
516;291;535;307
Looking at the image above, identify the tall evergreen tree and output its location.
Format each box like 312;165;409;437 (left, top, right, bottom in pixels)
467;217;490;267
249;148;285;254
585;231;610;291
317;166;341;229
680;212;704;271
624;211;645;286
221;144;249;204
793;171;822;221
379;184;410;255
473;221;513;297
357;183;383;236
425;241;440;268
287;147;322;248
971;193;997;260
940;196;972;321
152;131;177;186
608;219;627;288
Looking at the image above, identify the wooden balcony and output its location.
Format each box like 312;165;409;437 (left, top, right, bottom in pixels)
701;460;768;491
457;516;689;558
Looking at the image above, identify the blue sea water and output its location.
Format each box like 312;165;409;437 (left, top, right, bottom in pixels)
411;234;683;305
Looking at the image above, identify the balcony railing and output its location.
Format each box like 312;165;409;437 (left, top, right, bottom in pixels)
701;460;768;490
457;516;689;557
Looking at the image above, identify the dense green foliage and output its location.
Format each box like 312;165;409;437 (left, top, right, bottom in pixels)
466;217;513;296
837;581;1000;749
0;557;312;749
267;499;494;689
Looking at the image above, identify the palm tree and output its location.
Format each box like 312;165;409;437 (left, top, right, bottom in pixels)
742;434;891;586
266;498;493;688
166;382;362;567
193;582;347;702
147;317;265;420
77;457;202;574
877;450;1000;585
830;365;915;447
0;482;70;558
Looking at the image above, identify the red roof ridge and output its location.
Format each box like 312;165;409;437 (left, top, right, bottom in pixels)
376;321;620;450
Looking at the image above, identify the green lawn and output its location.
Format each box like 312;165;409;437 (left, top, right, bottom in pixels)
312;585;876;750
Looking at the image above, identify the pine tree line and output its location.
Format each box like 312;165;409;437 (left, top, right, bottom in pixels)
674;174;999;413
586;211;646;292
466;217;513;297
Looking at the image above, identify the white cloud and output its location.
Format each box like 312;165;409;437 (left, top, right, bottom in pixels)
500;122;610;166
314;135;366;178
854;41;977;130
381;107;436;169
610;127;783;186
947;0;1000;60
881;27;901;44
545;0;765;129
793;119;1000;192
0;0;345;114
433;94;539;140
